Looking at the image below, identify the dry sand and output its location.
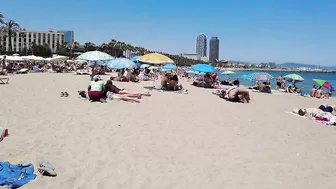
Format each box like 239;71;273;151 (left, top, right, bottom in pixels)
1;73;336;189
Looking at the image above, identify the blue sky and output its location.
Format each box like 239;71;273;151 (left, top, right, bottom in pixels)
1;0;335;65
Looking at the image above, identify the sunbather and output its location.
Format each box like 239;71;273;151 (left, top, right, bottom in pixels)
105;79;151;97
221;87;250;103
292;108;336;124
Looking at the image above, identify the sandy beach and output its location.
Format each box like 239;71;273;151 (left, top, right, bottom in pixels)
1;73;336;189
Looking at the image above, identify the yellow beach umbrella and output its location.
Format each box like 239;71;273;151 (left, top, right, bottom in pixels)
138;53;174;65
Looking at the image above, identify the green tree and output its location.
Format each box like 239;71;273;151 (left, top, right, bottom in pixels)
84;42;97;51
32;43;52;57
0;20;20;53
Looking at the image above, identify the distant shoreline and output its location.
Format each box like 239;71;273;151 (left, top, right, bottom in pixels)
217;68;336;73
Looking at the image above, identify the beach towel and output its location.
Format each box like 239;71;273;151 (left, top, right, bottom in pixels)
0;162;36;189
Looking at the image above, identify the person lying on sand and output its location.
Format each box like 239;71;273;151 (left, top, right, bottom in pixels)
105;80;151;97
220;87;250;103
292;108;336;124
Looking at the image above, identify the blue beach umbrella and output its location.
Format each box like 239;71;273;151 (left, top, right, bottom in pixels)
162;64;177;70
160;67;171;72
106;58;136;69
191;64;216;73
130;56;140;62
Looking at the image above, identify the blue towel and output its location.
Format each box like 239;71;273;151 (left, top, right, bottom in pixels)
0;162;36;189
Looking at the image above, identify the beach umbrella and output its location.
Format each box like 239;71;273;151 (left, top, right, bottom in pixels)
6;56;24;61
140;64;150;69
76;51;114;61
313;79;334;91
284;74;304;82
149;66;159;70
23;55;45;61
46;55;68;62
106;58;136;69
138;53;174;64
160;67;171;72
249;72;274;81
130;56;140;62
191;64;216;73
162;64;177;70
242;74;255;81
221;70;235;75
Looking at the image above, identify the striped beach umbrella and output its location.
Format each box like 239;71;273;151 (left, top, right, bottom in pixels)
248;72;274;81
313;79;334;91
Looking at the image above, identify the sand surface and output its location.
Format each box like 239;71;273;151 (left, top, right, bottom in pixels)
1;73;336;189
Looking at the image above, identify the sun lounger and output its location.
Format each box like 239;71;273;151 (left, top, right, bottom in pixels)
17;68;29;74
0;77;9;84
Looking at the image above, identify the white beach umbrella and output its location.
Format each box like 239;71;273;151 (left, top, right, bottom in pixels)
76;51;114;61
23;55;45;61
46;55;68;62
6;56;24;61
222;70;235;75
140;64;150;69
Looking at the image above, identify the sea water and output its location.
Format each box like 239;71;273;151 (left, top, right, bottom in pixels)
217;71;336;95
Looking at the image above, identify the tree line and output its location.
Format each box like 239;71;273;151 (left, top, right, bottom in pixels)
0;12;204;65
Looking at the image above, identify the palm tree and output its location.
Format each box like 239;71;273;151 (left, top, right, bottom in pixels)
0;12;4;24
0;20;20;53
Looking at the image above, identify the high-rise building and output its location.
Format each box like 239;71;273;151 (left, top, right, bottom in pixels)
196;33;207;57
209;37;219;63
0;29;65;53
57;30;74;44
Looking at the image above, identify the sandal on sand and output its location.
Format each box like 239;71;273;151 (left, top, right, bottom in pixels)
100;98;107;103
64;92;69;97
38;167;57;177
39;159;55;170
60;92;64;97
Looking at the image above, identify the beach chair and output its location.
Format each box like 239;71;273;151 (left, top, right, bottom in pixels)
17;68;29;74
0;77;9;84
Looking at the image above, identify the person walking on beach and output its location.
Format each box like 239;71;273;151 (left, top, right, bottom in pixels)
276;75;282;89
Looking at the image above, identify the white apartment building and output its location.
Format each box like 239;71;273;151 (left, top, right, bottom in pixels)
0;29;65;53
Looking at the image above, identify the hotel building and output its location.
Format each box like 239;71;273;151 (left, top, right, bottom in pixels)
57;30;74;44
209;37;219;63
0;29;65;53
196;33;207;57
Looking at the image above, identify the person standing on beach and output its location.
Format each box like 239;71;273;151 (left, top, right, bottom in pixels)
281;77;286;89
276;75;282;89
1;56;6;71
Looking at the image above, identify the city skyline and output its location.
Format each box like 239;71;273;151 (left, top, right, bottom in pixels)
1;0;335;65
